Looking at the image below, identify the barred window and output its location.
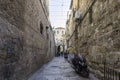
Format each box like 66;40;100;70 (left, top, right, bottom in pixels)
89;8;93;24
40;22;43;34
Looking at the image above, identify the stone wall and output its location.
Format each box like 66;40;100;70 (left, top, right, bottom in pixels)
77;0;120;79
0;0;55;80
68;0;120;79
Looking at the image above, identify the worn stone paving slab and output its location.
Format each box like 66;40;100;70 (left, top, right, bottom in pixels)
28;57;99;80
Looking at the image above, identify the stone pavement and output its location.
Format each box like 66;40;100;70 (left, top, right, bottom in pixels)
28;57;99;80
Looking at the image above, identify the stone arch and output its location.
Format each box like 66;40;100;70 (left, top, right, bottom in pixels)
57;44;64;53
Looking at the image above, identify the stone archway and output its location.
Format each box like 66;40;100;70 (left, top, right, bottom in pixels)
57;44;64;53
56;44;64;56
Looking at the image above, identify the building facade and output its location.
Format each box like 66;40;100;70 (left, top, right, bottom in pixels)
54;27;66;49
67;0;120;79
0;0;55;80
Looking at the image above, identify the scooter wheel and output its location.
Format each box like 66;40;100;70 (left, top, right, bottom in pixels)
81;70;89;78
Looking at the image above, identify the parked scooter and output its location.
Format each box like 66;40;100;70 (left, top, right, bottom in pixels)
71;54;89;78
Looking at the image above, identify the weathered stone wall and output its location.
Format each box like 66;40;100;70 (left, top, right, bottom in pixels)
76;0;120;79
0;0;55;80
46;27;56;60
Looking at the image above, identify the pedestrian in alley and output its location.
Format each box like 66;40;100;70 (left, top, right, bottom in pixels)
64;50;68;59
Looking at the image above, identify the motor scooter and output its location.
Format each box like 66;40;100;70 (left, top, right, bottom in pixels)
71;54;89;77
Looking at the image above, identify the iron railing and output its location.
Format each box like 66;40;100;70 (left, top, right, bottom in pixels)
91;57;120;80
104;62;120;80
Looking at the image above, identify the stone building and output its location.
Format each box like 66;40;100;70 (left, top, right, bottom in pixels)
54;27;66;46
0;0;55;80
67;0;120;79
54;27;66;53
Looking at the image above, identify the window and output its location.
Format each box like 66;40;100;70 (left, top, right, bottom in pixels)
73;9;76;17
46;26;49;39
62;31;64;34
40;22;43;34
50;41;51;48
77;0;79;9
89;8;93;24
46;26;49;30
57;31;59;34
54;31;56;34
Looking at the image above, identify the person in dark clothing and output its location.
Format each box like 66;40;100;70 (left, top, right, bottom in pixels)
56;46;61;57
64;51;68;59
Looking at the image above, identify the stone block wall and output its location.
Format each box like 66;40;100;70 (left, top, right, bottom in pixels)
0;0;55;80
76;0;120;79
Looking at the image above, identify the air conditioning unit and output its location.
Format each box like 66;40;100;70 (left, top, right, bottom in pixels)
75;10;81;19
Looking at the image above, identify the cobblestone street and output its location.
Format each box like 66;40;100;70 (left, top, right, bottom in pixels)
28;57;98;80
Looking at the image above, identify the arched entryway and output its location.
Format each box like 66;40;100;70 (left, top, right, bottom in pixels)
56;44;64;56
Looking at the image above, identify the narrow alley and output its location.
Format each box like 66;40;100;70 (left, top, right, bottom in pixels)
0;0;120;80
28;57;98;80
